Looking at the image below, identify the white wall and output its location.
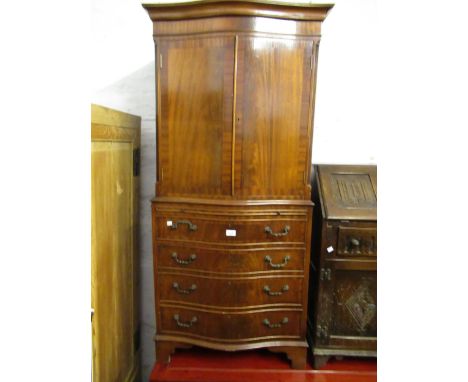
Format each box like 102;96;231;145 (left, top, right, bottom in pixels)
91;1;378;380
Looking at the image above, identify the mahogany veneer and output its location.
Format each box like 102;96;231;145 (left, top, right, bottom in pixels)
143;0;333;369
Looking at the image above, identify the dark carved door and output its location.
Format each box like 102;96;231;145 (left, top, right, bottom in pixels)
324;260;377;350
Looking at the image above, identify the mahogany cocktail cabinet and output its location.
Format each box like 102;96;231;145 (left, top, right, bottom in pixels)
143;0;334;369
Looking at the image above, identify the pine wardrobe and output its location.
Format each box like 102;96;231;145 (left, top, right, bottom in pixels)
143;0;333;369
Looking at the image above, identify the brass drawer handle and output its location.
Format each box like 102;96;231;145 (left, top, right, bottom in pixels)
171;252;197;265
264;255;290;269
263;317;288;328
265;225;290;237
173;314;197;328
172;282;197;295
170;220;198;231
263;284;289;296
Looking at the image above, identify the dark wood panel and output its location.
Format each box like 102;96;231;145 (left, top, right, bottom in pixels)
329;267;376;339
158;273;303;307
235;36;313;199
157;244;305;273
159;36;234;197
337;227;376;257
317;165;377;221
313;265;377;351
323;221;377;259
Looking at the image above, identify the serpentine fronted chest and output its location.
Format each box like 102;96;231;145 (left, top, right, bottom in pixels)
143;0;334;369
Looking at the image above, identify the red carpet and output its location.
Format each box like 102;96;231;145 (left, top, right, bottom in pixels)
150;347;377;382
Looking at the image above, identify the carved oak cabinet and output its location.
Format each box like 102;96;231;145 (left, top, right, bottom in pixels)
309;165;377;369
143;0;333;369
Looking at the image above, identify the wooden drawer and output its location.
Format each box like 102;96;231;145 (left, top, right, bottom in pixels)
158;273;303;307
157;244;305;273
336;226;376;257
153;207;308;244
159;306;302;341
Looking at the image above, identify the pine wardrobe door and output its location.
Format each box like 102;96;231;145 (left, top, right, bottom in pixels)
157;36;235;198
91;104;140;382
234;37;314;199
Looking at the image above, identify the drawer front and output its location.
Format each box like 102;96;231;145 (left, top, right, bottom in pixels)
158;273;303;307
337;226;376;257
154;214;307;244
159;307;302;340
157;244;305;272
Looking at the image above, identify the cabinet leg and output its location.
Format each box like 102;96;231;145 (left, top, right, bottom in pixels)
156;342;173;364
313;355;330;369
156;341;192;364
268;346;307;369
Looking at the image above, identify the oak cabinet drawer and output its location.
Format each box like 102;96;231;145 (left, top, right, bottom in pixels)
336;226;377;257
158;274;303;307
159;307;302;341
157;244;305;272
155;216;306;244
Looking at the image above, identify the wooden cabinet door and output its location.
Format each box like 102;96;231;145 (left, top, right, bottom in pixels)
158;36;235;198
235;37;314;199
316;260;377;351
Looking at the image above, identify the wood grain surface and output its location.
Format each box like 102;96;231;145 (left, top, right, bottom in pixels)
91;104;140;382
143;0;333;369
156;244;306;273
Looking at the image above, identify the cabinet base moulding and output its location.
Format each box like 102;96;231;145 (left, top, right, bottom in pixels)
155;337;308;369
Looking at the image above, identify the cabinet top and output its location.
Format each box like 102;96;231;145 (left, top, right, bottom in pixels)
142;0;334;21
315;164;377;221
91;104;141;129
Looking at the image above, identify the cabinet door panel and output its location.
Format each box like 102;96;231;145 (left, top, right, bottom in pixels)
331;267;377;338
235;37;313;199
316;260;377;350
159;37;234;197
